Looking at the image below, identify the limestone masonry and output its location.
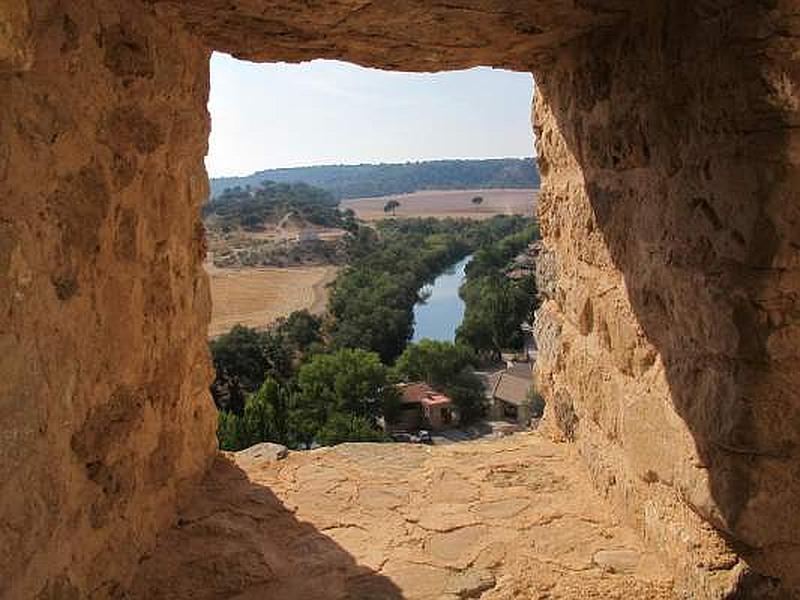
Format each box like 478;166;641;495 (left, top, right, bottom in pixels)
1;1;797;598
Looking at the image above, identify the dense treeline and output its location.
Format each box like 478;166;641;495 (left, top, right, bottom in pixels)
209;158;540;200
210;311;324;414
217;346;396;450
211;216;537;451
213;332;488;451
456;225;539;358
204;180;349;231
327;216;533;363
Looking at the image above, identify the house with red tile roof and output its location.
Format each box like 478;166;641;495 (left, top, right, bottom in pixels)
389;382;458;431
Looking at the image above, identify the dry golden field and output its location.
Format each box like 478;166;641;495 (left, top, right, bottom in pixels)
206;263;338;337
340;188;537;221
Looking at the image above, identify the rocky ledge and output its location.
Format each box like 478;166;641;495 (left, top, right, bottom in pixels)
130;433;674;599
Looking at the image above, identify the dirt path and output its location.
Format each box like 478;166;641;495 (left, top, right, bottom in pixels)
309;266;339;316
130;433;675;599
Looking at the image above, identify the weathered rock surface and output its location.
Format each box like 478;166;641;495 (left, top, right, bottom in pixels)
1;0;798;598
152;0;630;71
532;2;800;596
236;441;289;464
130;435;675;599
0;2;217;598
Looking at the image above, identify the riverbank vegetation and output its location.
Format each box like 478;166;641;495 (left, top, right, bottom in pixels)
212;215;539;451
457;224;539;359
328;215;532;362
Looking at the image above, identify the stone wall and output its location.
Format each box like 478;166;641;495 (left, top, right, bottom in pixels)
1;0;798;598
0;1;217;597
533;2;800;596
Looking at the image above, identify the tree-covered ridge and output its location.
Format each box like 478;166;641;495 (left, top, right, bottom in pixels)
209;158;540;200
204;180;346;231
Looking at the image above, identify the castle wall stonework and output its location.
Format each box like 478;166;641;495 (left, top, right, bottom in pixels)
533;4;800;595
1;1;797;597
0;2;217;597
535;3;800;596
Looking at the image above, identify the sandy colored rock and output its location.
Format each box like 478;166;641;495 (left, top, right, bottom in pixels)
152;0;627;71
593;548;640;574
0;1;217;598
235;441;289;465
130;435;675;599
1;0;797;598
445;569;497;599
532;2;800;595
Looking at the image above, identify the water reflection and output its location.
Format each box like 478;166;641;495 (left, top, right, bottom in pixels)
412;255;471;342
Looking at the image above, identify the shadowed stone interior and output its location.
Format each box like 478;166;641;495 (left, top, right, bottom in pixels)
1;1;797;598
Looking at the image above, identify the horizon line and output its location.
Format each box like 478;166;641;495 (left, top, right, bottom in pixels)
208;155;537;180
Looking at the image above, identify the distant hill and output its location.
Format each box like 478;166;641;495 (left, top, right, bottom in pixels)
204;181;343;231
209;158;539;201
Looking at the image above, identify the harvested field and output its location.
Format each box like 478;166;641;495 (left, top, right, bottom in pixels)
341;188;537;221
206;263;338;337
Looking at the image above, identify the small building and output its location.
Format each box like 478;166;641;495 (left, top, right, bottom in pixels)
489;363;538;427
295;229;320;243
390;383;458;431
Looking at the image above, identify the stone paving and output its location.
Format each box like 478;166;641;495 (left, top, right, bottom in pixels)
131;433;675;599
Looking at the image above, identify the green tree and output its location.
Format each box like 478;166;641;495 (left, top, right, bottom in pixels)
457;270;535;360
327;270;414;362
217;410;247;451
292;349;395;444
316;413;388;446
210;325;274;413
288;392;322;450
296;348;392;420
276;310;323;353
383;199;400;216
446;371;486;424
217;377;291;451
341;208;359;233
243;377;289;445
394;340;477;388
210;325;268;392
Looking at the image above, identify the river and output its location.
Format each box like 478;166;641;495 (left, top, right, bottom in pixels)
411;255;471;343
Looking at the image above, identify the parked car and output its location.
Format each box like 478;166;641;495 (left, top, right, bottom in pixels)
390;430;433;444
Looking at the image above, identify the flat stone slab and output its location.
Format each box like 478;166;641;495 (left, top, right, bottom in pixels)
131;433;676;599
234;441;288;464
593;548;641;573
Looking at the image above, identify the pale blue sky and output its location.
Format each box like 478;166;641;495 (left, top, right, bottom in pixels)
206;53;535;178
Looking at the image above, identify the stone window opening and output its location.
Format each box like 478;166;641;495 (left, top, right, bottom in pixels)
203;54;540;441
2;3;796;598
